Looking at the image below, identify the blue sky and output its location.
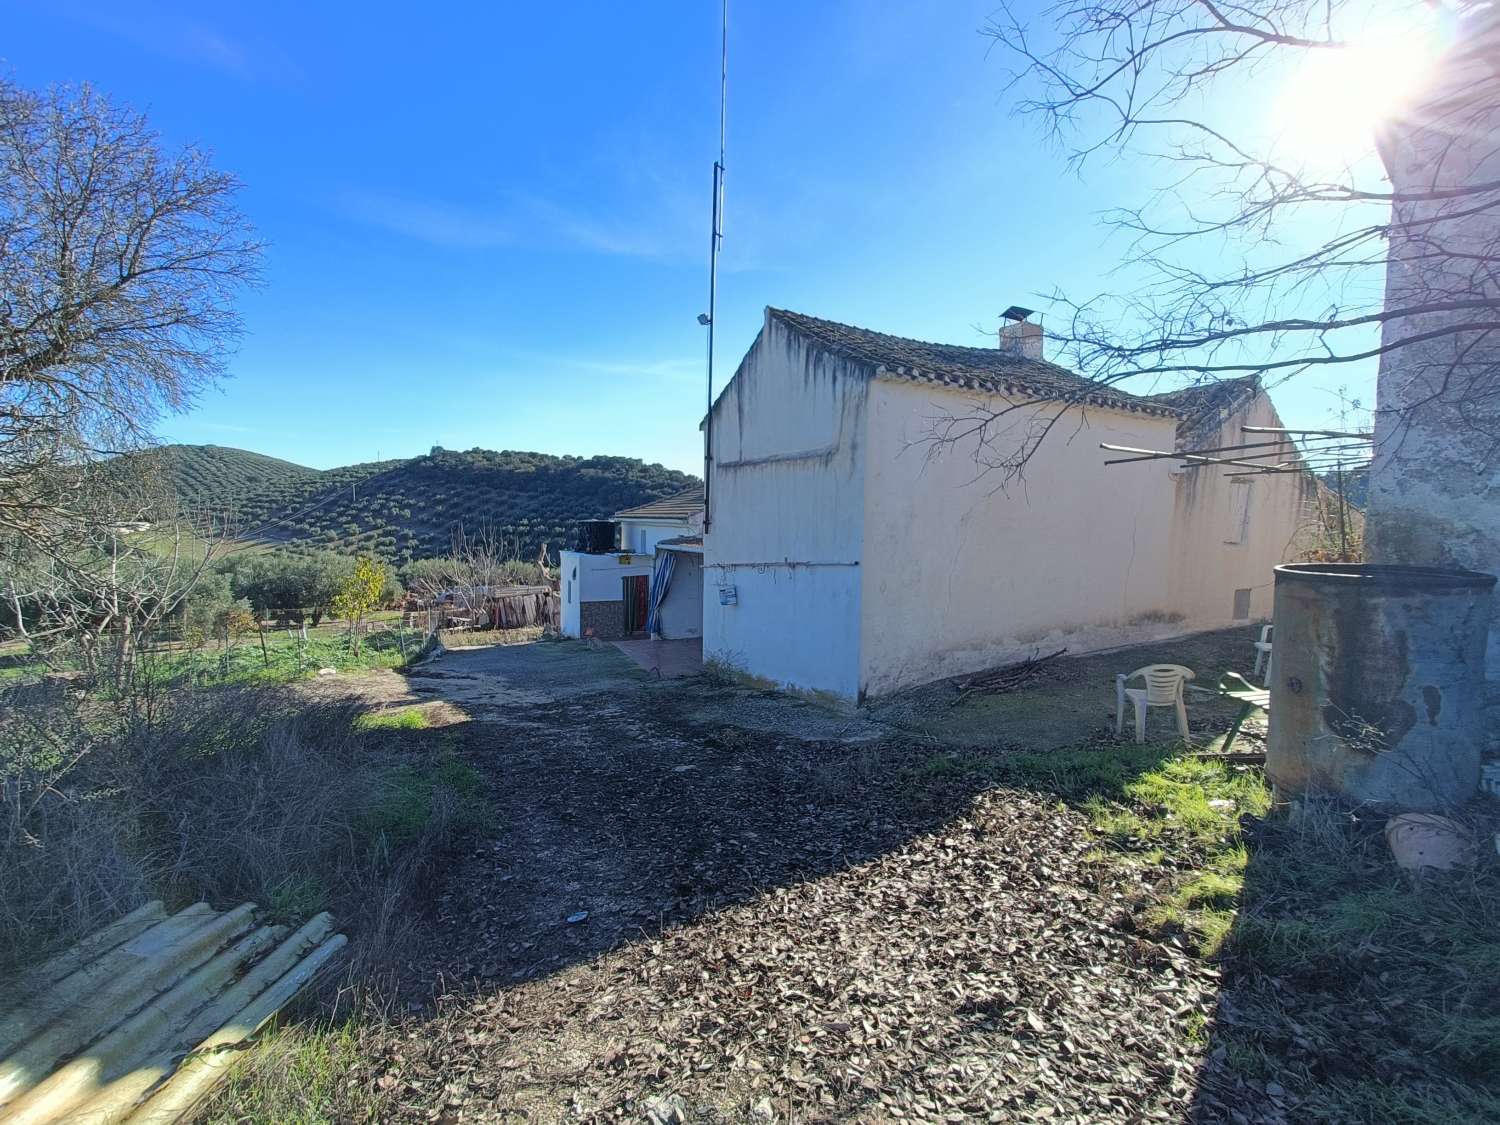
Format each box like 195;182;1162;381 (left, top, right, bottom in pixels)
6;1;1376;475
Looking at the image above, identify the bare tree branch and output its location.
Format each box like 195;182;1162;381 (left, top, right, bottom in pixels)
0;77;259;683
919;1;1500;482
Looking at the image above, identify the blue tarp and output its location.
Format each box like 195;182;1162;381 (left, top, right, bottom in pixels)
645;549;676;637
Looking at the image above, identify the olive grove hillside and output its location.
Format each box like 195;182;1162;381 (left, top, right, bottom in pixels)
152;444;697;563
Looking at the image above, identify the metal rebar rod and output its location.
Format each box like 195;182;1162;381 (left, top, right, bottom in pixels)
1102;436;1362;466
1241;425;1373;439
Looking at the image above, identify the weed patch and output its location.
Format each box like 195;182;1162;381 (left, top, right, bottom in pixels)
353;706;431;732
202;1021;389;1124
0;686;482;974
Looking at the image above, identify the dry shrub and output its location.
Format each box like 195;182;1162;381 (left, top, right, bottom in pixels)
0;681;155;968
136;690;373;914
0;681;469;979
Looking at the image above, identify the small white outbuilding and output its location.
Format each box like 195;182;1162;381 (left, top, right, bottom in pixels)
557;549;655;639
702;308;1318;701
557;488;707;641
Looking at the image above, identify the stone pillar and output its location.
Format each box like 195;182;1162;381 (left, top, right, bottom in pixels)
1368;8;1500;683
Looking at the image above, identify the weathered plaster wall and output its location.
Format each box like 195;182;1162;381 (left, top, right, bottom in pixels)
1165;391;1315;626
559;549;582;637
858;379;1181;696
1369;11;1500;673
657;551;704;639
702;314;868;697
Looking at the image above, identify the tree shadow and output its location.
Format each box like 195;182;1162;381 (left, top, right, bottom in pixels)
1185;798;1500;1124
388;690;1012;991
303;632;1500;1121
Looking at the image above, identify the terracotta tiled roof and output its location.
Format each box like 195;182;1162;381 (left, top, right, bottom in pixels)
768;308;1180;418
613;484;705;521
1145;376;1263;440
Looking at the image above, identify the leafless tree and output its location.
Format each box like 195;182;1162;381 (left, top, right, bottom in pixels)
932;1;1500;479
0;77;260;679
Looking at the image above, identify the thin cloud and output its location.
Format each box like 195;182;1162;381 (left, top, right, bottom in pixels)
526;353;703;381
340;188;684;260
57;5;301;83
340;191;512;249
520;196;682;260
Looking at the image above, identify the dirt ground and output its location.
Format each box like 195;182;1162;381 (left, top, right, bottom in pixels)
867;630;1259;750
317;631;1266;1122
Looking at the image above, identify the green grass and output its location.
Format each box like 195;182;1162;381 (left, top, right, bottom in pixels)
203;1022;389;1124
1295;1077;1500;1125
137;626;417;688
352;707;431;732
911;743;1262;955
1055;748;1267;955
2;623;422;694
357;727;487;852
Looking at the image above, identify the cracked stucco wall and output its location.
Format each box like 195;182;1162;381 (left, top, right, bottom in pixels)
701;313;869;697
1369;12;1500;676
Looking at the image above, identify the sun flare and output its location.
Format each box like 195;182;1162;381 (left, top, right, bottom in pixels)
1271;23;1443;162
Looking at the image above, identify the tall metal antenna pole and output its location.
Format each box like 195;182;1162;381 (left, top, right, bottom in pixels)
703;0;727;533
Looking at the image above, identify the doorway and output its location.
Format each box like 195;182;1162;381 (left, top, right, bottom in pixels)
622;574;649;634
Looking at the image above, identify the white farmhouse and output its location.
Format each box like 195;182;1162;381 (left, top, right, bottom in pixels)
614;486;706;641
702;308;1316;701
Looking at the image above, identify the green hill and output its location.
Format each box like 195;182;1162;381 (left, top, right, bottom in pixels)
155;444;696;564
154;444;320;505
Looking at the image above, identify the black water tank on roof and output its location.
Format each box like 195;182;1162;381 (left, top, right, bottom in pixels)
578;520;617;553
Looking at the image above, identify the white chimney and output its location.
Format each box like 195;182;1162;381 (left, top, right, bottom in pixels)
999;306;1043;360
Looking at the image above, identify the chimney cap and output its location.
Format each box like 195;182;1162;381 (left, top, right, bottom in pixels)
1002;305;1036;323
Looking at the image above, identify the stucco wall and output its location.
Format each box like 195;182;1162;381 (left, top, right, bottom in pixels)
559;550;582;637
1369;14;1500;675
1165;391;1315;627
656;551;703;639
619;519;687;555
858;379;1181;697
701;315;868;697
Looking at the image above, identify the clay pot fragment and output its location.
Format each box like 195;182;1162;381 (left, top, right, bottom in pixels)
1384;812;1474;872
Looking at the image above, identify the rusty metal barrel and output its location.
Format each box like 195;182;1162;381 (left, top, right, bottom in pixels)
1267;564;1495;811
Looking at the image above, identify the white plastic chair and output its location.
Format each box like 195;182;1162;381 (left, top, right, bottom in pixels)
1251;625;1273;686
1115;664;1195;743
